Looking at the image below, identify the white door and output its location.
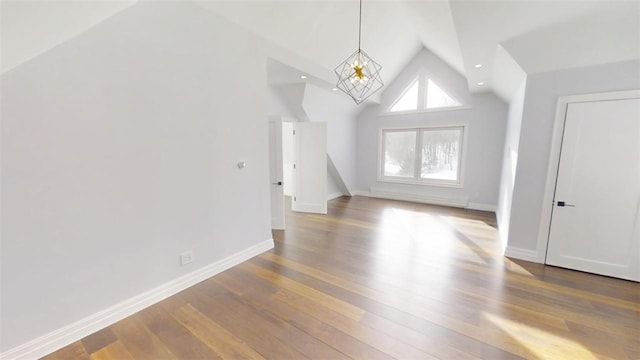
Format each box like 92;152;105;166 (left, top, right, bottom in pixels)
292;122;327;214
268;119;285;230
546;98;640;281
281;122;295;197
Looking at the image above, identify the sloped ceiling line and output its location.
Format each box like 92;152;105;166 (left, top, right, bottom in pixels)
3;0;638;103
1;0;139;74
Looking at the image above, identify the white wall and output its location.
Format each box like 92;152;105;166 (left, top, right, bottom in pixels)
276;83;308;122
356;49;507;210
496;79;526;247
327;168;343;198
506;60;640;259
267;85;295;118
1;2;273;352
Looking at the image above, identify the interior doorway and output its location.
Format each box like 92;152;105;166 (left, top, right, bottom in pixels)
269;116;328;231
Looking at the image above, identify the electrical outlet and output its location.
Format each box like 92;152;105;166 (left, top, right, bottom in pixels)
180;251;194;266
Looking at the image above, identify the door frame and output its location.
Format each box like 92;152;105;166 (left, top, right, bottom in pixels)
537;89;640;263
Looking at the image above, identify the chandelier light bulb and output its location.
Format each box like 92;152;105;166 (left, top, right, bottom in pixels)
335;49;383;104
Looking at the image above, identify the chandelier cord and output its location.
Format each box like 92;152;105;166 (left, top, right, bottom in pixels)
358;0;362;50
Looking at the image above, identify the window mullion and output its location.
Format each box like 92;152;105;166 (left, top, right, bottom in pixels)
380;130;385;179
414;129;421;180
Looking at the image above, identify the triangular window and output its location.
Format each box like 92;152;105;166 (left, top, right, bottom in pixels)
386;72;463;114
389;80;419;112
426;79;460;109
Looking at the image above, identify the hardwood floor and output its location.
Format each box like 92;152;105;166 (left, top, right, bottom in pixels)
43;196;640;359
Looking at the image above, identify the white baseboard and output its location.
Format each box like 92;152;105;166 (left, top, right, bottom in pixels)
1;239;274;360
466;202;497;212
369;187;468;208
327;192;344;201
351;190;370;197
504;245;542;263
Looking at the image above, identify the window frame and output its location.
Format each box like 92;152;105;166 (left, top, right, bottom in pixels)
377;124;467;188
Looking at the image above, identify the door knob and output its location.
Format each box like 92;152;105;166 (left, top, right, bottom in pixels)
272;181;283;186
556;201;575;207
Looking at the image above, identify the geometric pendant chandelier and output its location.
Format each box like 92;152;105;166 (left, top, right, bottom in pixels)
334;0;383;104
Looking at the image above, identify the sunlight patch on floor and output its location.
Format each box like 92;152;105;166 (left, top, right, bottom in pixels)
484;312;598;360
368;208;461;283
503;258;536;278
441;215;498;240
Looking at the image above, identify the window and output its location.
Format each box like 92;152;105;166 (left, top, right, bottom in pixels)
383;130;416;177
387;73;462;113
426;79;460;109
380;126;464;186
389;80;419;112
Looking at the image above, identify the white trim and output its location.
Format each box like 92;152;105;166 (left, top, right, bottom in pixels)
377;177;464;189
369;187;468;208
327;192;344;201
378;105;470;117
537;89;640;264
505;245;541;263
1;239;275;360
466;203;496;212
377;123;468;131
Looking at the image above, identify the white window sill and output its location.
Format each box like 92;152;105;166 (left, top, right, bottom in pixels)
378;105;470;117
377;177;464;189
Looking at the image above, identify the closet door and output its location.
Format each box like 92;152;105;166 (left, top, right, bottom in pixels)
546;98;640;281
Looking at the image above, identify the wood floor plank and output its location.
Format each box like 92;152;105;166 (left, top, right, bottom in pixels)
214;270;393;360
41;341;90;360
267;242;540;357
252;254;522;356
89;341;134;360
259;251;570;335
135;305;222;359
272;288;437;359
109;316;177;359
238;261;366;321
182;286;313;360
80;328;117;355
42;196;640;360
171;304;266;360
253;255;540;358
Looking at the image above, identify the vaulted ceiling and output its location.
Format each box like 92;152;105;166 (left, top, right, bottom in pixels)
2;0;639;102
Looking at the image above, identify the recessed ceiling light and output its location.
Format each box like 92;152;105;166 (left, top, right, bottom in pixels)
300;75;307;79
474;64;483;68
332;88;338;92
477;82;485;86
